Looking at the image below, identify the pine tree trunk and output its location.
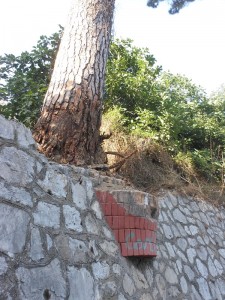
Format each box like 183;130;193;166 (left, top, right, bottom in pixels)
33;0;115;165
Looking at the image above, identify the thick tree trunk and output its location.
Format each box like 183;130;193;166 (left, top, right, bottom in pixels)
33;0;115;165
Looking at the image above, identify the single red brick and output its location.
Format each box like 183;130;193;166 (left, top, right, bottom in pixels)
145;230;152;242
130;230;136;243
120;243;128;256
113;216;120;229
131;231;138;254
118;216;125;228
125;229;131;242
144;219;150;230
112;216;119;229
133;243;139;256
144;243;157;257
118;229;125;242
135;217;140;229
143;219;147;230
142;246;150;256
112;203;119;216
106;193;115;205
105;203;112;216
129;216;135;228
106;216;113;227
149;220;157;231
124;216;130;228
117;205;126;216
141;229;146;242
153;221;157;231
127;242;134;256
103;195;108;204
135;229;141;241
125;229;136;246
139;218;145;229
146;230;156;244
138;242;144;256
113;229;119;241
146;220;150;230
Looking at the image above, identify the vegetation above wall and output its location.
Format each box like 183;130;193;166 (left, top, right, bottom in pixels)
0;26;63;127
1;29;225;203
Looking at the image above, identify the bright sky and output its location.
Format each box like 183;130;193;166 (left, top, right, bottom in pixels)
0;0;225;94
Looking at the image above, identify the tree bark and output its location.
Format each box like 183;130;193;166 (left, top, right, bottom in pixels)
33;0;115;165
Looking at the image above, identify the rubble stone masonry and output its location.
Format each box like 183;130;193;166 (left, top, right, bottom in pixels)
0;114;225;299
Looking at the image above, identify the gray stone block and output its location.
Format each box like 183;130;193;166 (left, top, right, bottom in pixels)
63;205;82;232
173;208;187;224
92;261;110;279
184;264;195;281
99;241;118;257
68;267;94;300
71;182;87;209
197;278;211;300
131;265;149;289
0;181;33;207
85;214;99;234
29;226;44;261
38;168;67;198
0;203;30;255
123;274;136;296
33;202;60;229
165;267;178;284
0;115;14;140
0;147;35;185
55;235;90;263
15;122;36;149
91;201;102;219
16;259;66;300
196;259;208;278
0;256;8;275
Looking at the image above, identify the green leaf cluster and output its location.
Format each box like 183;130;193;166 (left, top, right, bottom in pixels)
105;39;162;113
0;26;63;127
147;0;196;14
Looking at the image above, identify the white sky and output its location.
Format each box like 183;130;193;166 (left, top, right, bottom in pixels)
0;0;225;94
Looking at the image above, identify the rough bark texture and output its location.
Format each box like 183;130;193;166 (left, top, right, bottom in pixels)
33;0;115;165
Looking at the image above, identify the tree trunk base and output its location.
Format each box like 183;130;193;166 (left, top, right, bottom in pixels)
33;106;107;166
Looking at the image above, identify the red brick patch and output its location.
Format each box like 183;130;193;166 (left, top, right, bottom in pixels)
95;190;157;257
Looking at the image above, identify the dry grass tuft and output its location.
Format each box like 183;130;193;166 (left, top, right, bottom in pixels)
102;129;181;192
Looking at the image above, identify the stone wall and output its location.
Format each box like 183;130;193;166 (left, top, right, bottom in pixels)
0;114;225;300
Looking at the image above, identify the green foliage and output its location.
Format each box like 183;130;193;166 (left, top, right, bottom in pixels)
147;0;196;14
155;72;209;150
0;26;63;127
105;39;162;113
102;106;129;133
